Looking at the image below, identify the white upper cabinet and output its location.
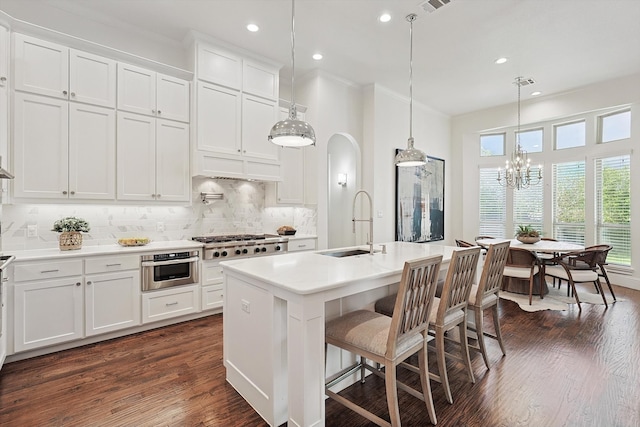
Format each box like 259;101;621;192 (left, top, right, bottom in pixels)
69;49;116;108
196;81;241;154
241;94;279;161
243;59;279;100
117;111;190;202
13;34;116;108
118;63;189;122
13;92;116;200
197;44;242;90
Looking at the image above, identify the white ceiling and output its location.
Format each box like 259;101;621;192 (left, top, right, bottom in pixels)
2;0;639;116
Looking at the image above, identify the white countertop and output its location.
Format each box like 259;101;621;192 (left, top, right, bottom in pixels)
221;241;458;295
8;240;204;262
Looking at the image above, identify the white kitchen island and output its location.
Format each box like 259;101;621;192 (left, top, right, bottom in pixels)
221;242;458;427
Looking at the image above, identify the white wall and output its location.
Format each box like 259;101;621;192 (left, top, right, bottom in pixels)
451;72;640;289
363;84;452;244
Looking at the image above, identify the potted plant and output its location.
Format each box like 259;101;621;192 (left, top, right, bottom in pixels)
515;224;541;244
52;216;90;251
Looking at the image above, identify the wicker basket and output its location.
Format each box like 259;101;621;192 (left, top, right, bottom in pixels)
59;231;83;251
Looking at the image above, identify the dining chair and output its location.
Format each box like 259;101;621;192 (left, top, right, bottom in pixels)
427;246;481;404
544;249;608;310
502;247;542;305
474;235;495;253
537;237;560;288
455;239;475;247
325;255;442;427
570;245;616;302
467;240;510;369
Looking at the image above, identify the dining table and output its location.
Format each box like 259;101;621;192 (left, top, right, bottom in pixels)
476;238;585;295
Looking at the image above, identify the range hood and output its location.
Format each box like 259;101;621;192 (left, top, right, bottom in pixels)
0;157;13;180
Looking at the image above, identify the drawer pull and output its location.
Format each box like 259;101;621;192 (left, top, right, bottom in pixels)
166;302;179;307
41;269;59;273
106;263;122;267
297;244;307;248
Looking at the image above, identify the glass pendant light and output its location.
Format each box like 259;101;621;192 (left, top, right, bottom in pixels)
268;0;316;147
395;13;427;167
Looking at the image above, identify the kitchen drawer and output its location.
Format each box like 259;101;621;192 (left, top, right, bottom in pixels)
13;259;83;282
202;260;223;286
288;238;316;252
202;284;224;311
85;254;140;274
142;284;200;323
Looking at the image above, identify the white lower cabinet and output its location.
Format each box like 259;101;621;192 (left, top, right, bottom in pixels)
201;259;224;311
288;238;317;252
14;277;84;352
85;270;141;336
142;284;200;323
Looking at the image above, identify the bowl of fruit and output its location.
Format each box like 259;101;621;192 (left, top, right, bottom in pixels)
117;237;151;247
277;226;296;236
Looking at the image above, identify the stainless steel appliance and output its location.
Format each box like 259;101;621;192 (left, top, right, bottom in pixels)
141;250;200;291
192;234;288;260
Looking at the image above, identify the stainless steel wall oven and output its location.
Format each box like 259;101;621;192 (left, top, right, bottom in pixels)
141;250;199;291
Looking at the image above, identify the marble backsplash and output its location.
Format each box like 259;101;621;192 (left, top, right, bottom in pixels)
1;178;317;251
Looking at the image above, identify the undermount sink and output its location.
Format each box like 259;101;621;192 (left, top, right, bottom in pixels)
321;249;372;258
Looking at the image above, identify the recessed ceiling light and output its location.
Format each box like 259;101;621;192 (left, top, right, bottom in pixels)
531;91;542;96
495;57;508;64
312;53;323;60
246;24;259;32
379;13;391;23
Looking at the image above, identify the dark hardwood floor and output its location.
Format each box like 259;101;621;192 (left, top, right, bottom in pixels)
1;284;639;426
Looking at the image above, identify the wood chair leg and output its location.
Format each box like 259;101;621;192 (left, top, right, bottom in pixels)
384;361;401;427
491;304;506;356
568;279;582;311
600;269;617;301
595;280;608;307
475;307;490;369
458;321;475;384
418;345;437;425
360;356;366;383
435;327;453;404
529;275;534;305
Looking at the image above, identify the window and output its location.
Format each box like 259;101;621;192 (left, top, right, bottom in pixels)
480;133;505;156
479;168;506;237
555;120;585;150
595;155;631;265
599;110;631;143
552;161;585;244
513;176;544;236
516;128;543;153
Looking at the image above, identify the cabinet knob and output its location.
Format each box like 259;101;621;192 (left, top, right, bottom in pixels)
0;76;6;82
70;191;75;195
152;109;157;115
76;282;81;286
237;149;241;153
70;92;76;97
63;90;68;96
156;194;161;198
86;281;92;285
62;190;68;195
157;110;162;115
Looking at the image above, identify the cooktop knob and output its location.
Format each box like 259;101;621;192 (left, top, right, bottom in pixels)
235;249;241;255
213;252;220;258
254;247;261;253
242;248;248;254
261;247;267;252
221;251;228;257
276;245;281;251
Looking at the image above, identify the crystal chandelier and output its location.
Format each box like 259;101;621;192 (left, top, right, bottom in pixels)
497;77;542;190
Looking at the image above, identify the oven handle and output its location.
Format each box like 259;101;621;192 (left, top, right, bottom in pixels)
141;256;200;267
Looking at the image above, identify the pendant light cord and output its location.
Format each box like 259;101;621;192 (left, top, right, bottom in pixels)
289;0;297;119
407;14;417;146
516;76;522;151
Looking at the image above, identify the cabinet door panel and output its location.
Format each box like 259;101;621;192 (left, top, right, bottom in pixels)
117;63;156;116
14;277;83;352
116;112;156;200
85;271;141;336
277;147;304;204
69;103;116;199
196;81;241;155
156;74;189;123
13;34;68;99
0;26;8;88
155;120;190;202
243;60;279;100
241;94;278;161
13;93;68;199
69;49;116;108
197;45;242;89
